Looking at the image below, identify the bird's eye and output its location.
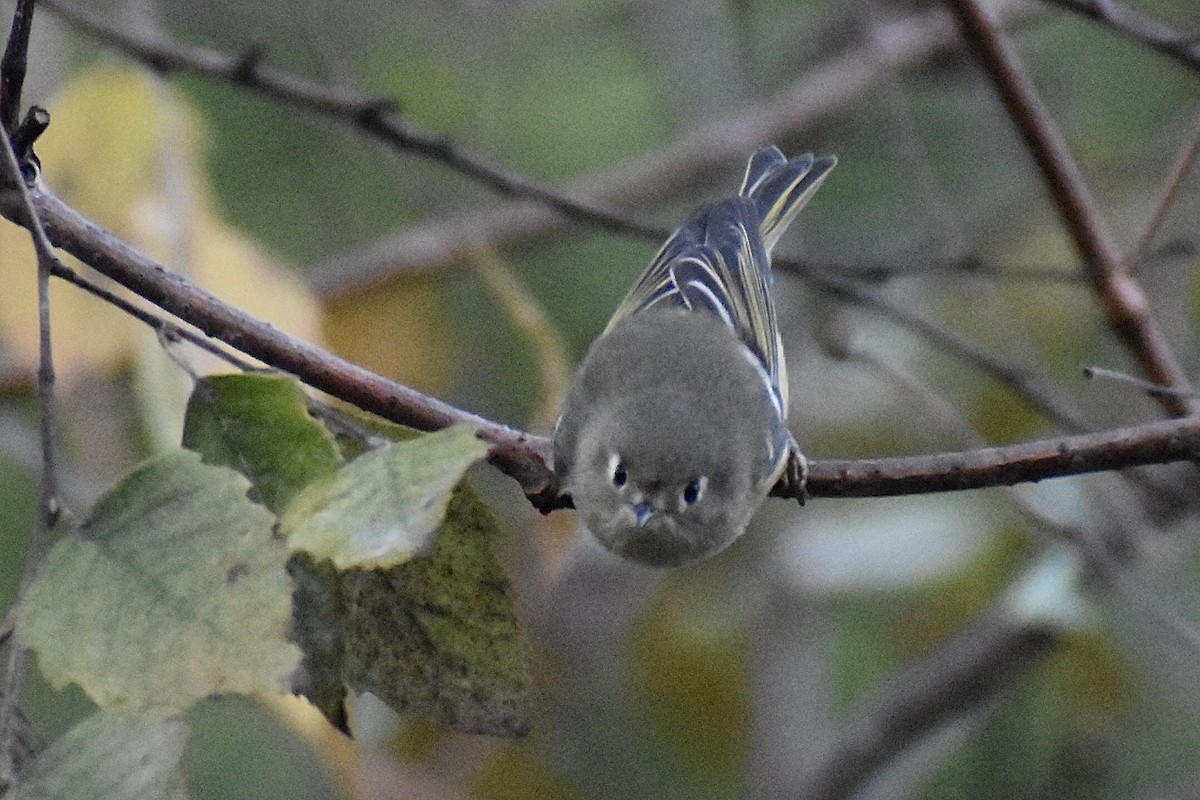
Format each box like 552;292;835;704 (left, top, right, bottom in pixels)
612;460;628;488
682;477;704;505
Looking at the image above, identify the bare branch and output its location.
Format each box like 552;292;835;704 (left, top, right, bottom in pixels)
0;0;61;779
794;604;1057;800
802;414;1200;499
10;183;556;497
1040;0;1200;73
948;0;1195;415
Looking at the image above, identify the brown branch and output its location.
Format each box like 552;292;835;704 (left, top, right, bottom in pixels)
801;414;1200;499
1040;0;1200;73
12;183;557;496
948;0;1196;415
793;603;1057;800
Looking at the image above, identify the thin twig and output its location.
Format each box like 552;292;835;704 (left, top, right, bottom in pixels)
793;602;1057;800
1083;365;1198;400
0;5;61;782
788;262;1092;432
1040;0;1200;74
52;262;261;374
948;0;1195;416
0;0;34;134
1131;102;1200;262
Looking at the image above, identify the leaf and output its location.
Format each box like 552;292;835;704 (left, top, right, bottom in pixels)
182;373;341;514
281;424;489;569
341;482;531;737
17;450;299;713
9;711;188;800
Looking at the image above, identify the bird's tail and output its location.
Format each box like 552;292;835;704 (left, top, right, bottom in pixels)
740;146;837;254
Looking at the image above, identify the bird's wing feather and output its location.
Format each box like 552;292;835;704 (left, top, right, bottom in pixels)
605;147;836;415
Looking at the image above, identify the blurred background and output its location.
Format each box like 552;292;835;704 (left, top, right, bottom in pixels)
3;0;1200;797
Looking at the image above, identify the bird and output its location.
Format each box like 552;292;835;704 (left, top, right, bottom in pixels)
552;146;836;567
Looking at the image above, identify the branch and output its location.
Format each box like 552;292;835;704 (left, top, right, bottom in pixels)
801;414;1200;499
24;193;1200;510
794;604;1057;800
0;0;61;781
1;185;1199;509
9;183;557;496
948;0;1196;415
1040;0;1200;73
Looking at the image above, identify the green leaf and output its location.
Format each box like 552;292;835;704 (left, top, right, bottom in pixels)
10;711;188;800
342;482;531;737
281;424;489;569
182;373;341;514
17;450;299;713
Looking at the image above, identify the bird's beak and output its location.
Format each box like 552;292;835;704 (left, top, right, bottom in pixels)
634;501;655;527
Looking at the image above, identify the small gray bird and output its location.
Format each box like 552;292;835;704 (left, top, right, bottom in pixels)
553;146;835;567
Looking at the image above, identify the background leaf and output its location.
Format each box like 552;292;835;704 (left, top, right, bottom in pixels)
16;450;299;713
9;711;188;800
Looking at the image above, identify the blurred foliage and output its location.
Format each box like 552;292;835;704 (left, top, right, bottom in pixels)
9;710;189;800
2;0;1200;798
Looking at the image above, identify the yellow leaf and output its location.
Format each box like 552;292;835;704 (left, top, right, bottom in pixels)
324;275;456;395
0;64;321;394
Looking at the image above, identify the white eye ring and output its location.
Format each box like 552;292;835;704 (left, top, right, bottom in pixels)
682;477;705;506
